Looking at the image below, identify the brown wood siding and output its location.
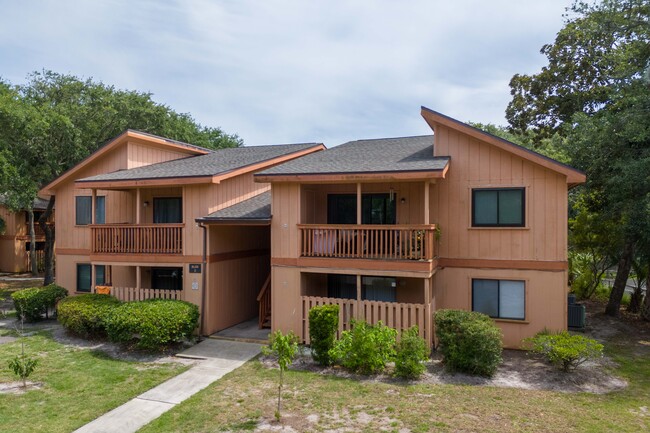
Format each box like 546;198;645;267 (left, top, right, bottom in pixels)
204;225;270;334
127;141;192;169
301;182;424;225
431;124;568;262
434;267;567;348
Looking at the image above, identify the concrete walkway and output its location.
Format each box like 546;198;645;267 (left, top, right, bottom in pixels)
74;339;262;433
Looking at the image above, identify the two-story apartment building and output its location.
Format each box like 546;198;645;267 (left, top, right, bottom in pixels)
42;107;584;349
40;130;323;335
254;107;585;348
0;196;54;273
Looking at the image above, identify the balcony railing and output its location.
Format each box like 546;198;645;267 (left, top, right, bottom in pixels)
301;296;430;345
298;224;437;260
91;224;183;255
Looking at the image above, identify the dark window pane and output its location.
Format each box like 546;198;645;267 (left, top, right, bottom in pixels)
498;189;523;225
472;279;499;317
362;276;397;302
327;274;356;299
362;194;396;225
95;265;105;286
327;194;356;224
499;280;525;319
473;190;498;225
154;198;182;223
77;264;91;292
75;196;92;225
95;196;106;224
151;267;183;290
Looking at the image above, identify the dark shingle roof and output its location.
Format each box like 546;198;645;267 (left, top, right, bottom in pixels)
77;143;321;182
197;191;271;223
258;135;448;176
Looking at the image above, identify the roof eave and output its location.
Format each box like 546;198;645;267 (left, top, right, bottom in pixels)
420;106;586;185
40;130;210;195
195;217;271;226
254;167;449;183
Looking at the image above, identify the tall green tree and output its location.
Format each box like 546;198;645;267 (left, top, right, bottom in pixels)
0;71;242;284
506;0;650;316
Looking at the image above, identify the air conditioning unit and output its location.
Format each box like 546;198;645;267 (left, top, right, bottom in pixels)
568;303;586;329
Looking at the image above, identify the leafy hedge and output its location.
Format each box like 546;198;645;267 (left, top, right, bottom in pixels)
329;319;397;374
435;309;503;376
308;304;339;365
11;284;68;321
525;330;603;371
57;294;122;337
106;299;199;349
394;326;429;379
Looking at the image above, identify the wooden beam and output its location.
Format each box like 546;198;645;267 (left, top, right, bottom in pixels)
91;189;97;225
423;181;430;225
136;188;141;224
136;266;141;290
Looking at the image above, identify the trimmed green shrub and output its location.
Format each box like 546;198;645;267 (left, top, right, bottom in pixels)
329;319;397;374
394;326;429;379
435;309;503;376
308;304;339;365
57;294;122;337
11;284;68;321
106;299;199;349
525;331;604;372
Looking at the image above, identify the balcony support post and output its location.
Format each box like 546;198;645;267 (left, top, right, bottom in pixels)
423;181;429;225
136;265;141;290
356;274;362;320
91;188;97;225
136;188;141;224
91;264;96;293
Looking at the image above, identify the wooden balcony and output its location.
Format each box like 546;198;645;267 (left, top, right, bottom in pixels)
301;295;431;346
91;224;184;255
298;224;437;261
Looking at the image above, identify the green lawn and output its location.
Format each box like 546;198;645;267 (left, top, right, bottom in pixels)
139;339;650;433
0;331;187;433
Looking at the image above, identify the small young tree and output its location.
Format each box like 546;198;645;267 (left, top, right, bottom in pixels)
8;315;38;388
262;330;299;421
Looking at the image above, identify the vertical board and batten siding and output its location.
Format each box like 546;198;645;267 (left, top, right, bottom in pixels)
430;123;570;347
301;182;425;225
127;141;194;169
431;124;568;262
203;224;271;335
183;173;270;257
56;143;129;251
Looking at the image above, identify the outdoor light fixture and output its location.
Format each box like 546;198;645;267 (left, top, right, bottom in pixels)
400;197;406;204
143;201;149;207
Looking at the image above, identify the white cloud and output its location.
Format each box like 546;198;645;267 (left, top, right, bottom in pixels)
0;0;570;146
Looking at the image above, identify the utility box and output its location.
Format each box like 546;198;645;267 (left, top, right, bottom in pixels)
568;303;586;329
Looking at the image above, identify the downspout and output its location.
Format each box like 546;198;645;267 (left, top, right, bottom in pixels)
198;221;208;340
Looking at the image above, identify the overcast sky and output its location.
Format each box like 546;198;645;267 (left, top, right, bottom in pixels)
0;0;570;147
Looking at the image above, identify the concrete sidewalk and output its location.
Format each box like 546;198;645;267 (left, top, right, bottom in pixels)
74;339;262;433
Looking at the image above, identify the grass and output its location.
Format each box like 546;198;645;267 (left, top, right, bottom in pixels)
139;339;650;433
0;330;187;433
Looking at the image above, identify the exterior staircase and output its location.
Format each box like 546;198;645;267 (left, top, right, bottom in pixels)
257;275;271;329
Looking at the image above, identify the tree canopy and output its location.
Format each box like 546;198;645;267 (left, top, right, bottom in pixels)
505;0;650;316
0;70;242;282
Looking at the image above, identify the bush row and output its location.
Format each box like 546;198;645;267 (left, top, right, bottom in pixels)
307;305;429;378
11;284;68;321
57;294;199;349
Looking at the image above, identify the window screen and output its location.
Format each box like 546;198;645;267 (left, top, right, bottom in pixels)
77;264;91;293
472;279;525;320
472;188;524;227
